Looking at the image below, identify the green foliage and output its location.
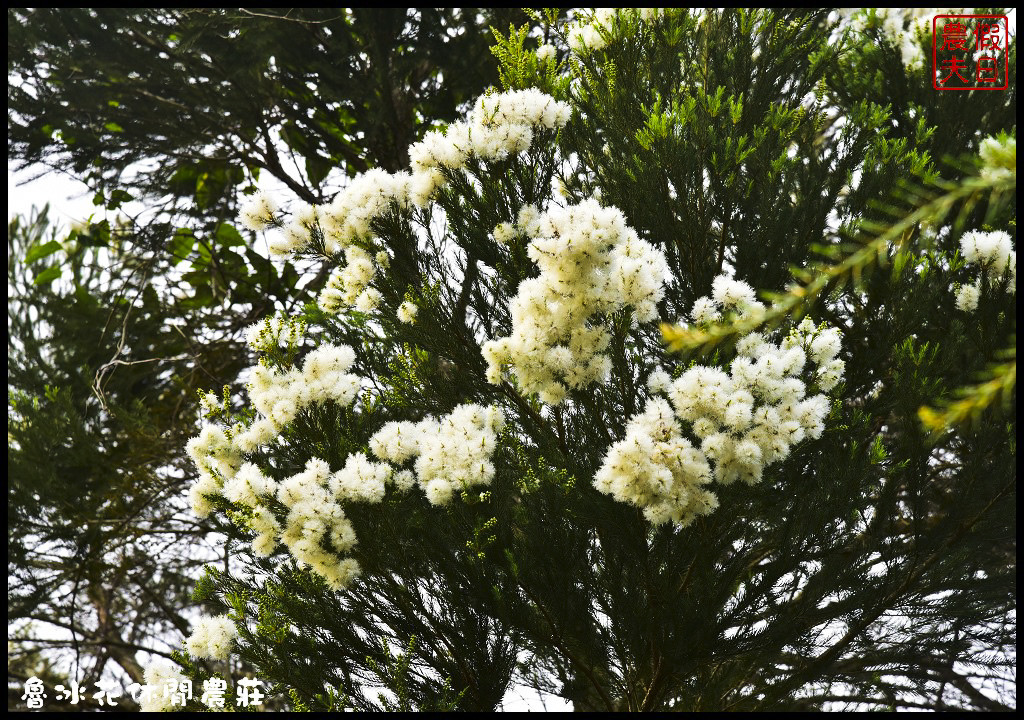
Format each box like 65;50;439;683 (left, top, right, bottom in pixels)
919;340;1016;435
662;168;1015;356
491;23;535;91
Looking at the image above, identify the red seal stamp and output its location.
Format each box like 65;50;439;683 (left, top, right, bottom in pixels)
932;14;1009;90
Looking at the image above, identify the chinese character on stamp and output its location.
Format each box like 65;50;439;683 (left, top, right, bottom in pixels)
933;14;1009;90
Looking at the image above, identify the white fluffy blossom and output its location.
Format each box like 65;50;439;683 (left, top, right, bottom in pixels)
317;245;382;315
238;191;279;232
809;327;842;366
593;398;716;527
536;43;557;63
188;355;504;590
842;8;941;68
568;9;622;53
960;230;1014;270
369;420;423;464
712;275;762;314
816;358;846;393
416;405;505;505
276;456;369;589
291;89;568;316
370;404;506;506
330;452;392;504
517;204;541;234
244;312;305;352
594;283;843;523
186;343;367;587
954;229;1016;311
409;89;570;176
354;287;382;313
241;88;571;322
397;300;419;324
979;134;1015;181
198;390;221;418
321;169;411;250
251;505;281;557
186;343;361;524
569;24;606;52
647;369;672;394
493;221;518;245
243;345;360;431
251;89;568;263
185;614;237;661
233;417;279;454
691;296;722;325
955;280;981;312
482;199;669;403
222;462;275;507
185;424;242;517
669;312;837;482
271;204;317;257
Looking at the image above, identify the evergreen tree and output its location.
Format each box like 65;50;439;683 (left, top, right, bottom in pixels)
11;8;1015;712
180;10;1014;711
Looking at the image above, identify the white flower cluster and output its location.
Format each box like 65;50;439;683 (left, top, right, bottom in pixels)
185;424;242;519
979;134;1016;181
198;389;223;418
410;88;571;174
275;454;385;589
396;299;418;324
566;8;662;55
960;229;1015;270
492;221;519;245
214;404;502;589
186;334;504;588
222;462;277;514
243;312;305;353
843;8;949;68
265;203;319;257
369;404;506;506
185;344;361;517
955;229;1016;311
692;275;767;325
594;277;843;526
246;344;361;435
185;614;237;661
238;191;279;232
594;398;716;527
281;89;570;315
185;339;398;588
568;8;619;53
140;662;187;712
482;199;669;405
322;170;413;252
536;43;557;64
317;246;387;314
